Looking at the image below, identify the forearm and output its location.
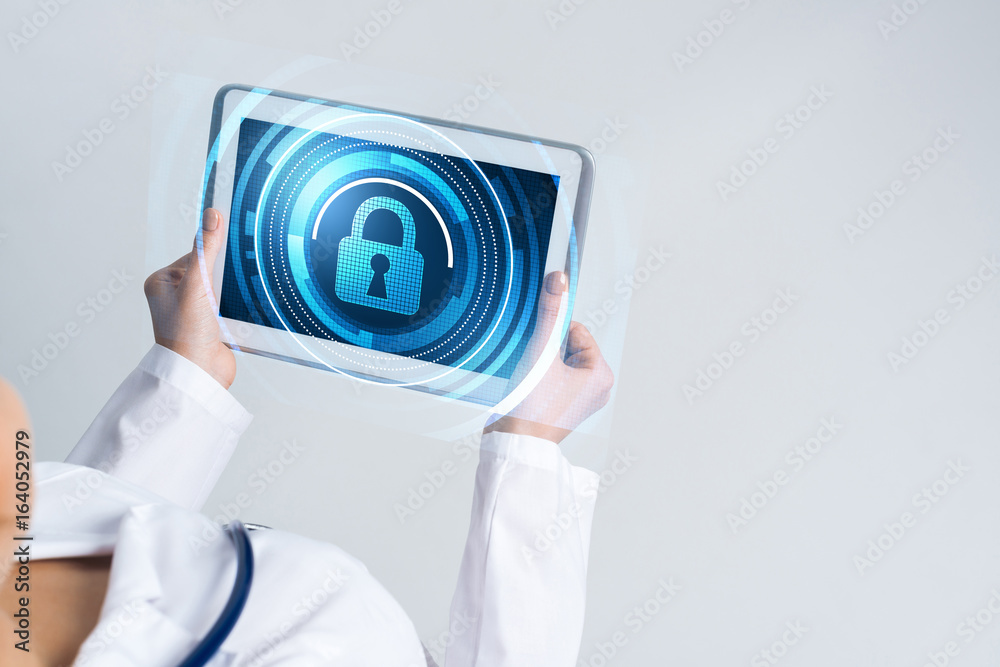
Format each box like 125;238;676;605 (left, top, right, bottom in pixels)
445;431;599;667
65;344;252;510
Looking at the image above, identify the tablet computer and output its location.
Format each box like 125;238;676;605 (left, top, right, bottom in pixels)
202;84;594;405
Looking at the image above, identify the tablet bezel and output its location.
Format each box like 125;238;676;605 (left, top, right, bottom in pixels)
203;84;594;404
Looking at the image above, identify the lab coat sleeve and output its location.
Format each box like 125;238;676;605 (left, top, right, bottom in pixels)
65;344;252;511
444;431;600;667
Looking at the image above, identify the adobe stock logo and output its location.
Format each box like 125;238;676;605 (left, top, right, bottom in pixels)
843;127;959;244
887;255;997;373
672;0;757;73
683;288;799;404
442;75;502;123
877;0;933;41
577;577;681;667
751;621;808;667
716;87;833;202
17;269;134;385
7;0;73;54
51;66;169;182
338;0;410;62
920;589;1000;667
852;460;970;576
726;418;843;534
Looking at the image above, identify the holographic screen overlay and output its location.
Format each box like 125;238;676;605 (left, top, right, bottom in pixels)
214;105;564;402
149;47;628;458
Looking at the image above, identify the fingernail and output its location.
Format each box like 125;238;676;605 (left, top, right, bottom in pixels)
202;209;219;232
545;271;566;295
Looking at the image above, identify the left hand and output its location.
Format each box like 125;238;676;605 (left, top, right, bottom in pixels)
143;208;236;389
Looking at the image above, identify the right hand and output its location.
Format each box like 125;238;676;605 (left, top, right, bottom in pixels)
487;271;615;443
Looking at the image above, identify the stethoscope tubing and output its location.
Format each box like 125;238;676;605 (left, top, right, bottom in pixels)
177;521;255;667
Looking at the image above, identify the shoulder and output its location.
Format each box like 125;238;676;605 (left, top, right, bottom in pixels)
225;528;427;665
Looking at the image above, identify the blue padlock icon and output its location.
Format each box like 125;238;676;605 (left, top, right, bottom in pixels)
335;196;424;315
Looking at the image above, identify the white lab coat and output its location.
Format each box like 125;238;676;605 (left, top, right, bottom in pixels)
42;345;599;666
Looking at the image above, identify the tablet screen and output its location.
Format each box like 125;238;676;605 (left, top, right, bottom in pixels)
219;117;559;380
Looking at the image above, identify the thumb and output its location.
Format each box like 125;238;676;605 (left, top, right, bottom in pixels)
190;208;225;281
524;271;567;365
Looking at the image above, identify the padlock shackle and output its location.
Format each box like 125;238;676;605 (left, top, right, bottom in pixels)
351;196;417;249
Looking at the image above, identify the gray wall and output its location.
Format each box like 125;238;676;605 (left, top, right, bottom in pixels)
2;0;998;663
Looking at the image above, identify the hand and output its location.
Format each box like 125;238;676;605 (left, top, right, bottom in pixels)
144;208;236;389
486;271;615;443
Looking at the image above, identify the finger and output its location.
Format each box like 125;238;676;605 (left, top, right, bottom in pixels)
161;255;191;283
152;254;192;281
564;323;603;370
143;255;189;296
166;254;190;271
564;321;592;357
524;271;567;364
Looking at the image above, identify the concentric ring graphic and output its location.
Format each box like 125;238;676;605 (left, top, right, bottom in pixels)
251;113;514;385
313;177;454;269
215;96;562;400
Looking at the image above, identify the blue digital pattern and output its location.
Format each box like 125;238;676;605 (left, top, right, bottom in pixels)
219;117;559;382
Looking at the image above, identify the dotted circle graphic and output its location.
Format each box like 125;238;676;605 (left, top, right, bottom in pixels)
264;135;498;370
261;137;496;371
250;113;515;387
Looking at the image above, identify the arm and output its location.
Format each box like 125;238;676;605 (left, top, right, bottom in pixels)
65;209;250;511
445;272;615;666
444;432;600;666
64;344;250;511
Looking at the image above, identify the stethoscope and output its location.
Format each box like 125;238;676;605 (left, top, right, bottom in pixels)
174;521;440;667
177;521;262;667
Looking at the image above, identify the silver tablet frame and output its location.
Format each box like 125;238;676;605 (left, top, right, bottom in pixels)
203;84;595;405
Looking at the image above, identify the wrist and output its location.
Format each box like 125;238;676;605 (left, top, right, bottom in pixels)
155;339;234;390
483;415;570;444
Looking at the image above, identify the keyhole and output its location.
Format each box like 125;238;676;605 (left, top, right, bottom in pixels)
367;254;390;299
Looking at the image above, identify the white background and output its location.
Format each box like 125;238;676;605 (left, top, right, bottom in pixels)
1;0;999;664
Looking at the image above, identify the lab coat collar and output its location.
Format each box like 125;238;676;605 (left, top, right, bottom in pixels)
33;463;239;666
96;505;166;613
75;505;242;666
31;462;175;560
